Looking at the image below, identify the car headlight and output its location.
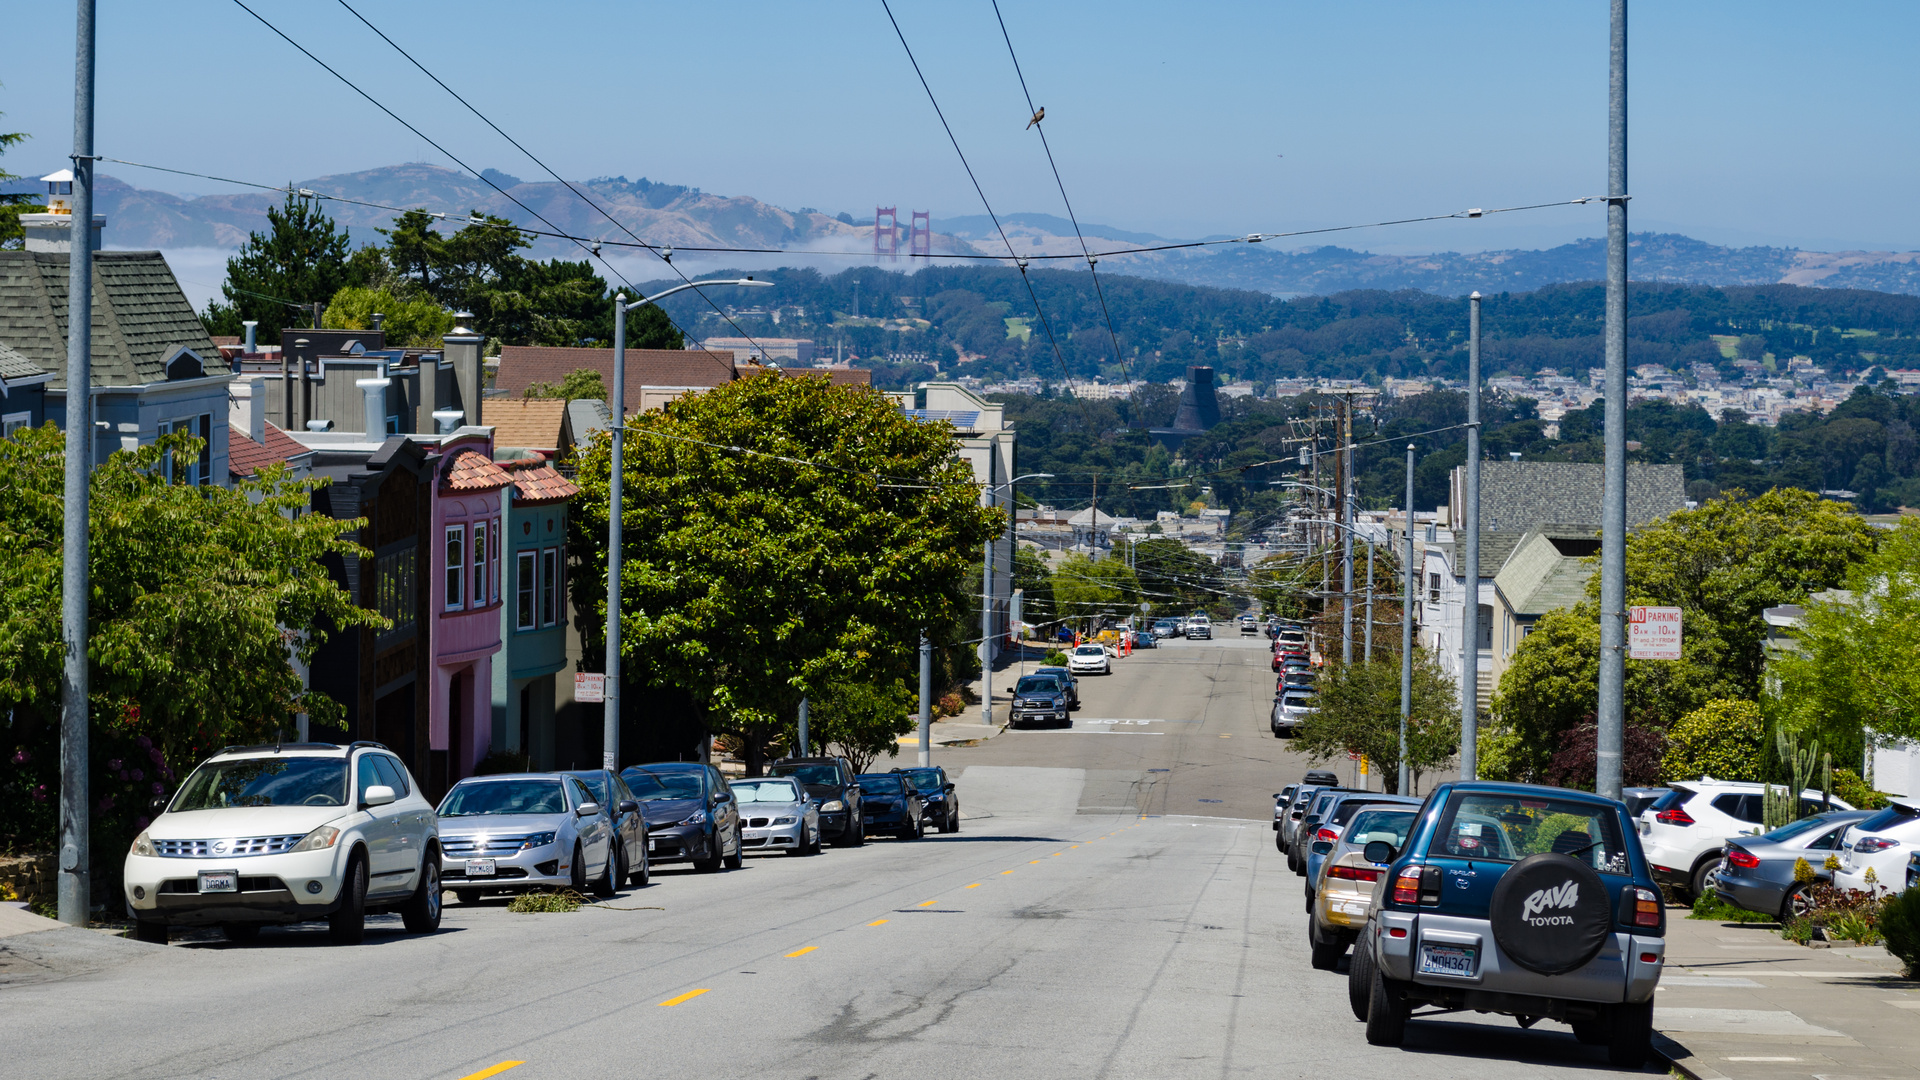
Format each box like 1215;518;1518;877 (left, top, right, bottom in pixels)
678;810;708;827
924;792;944;802
289;826;341;853
129;831;155;857
773;816;798;825
819;799;845;813
519;831;557;850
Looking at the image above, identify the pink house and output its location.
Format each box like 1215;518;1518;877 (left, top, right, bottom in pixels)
430;431;511;790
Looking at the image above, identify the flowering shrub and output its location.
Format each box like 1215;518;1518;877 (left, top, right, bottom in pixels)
1780;882;1889;945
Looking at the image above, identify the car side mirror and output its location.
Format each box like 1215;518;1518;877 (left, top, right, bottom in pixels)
618;799;639;814
576;801;601;816
362;785;396;808
712;791;729;805
1363;840;1397;865
1311;841;1333;855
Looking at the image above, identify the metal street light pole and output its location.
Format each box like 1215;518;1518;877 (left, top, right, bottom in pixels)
604;277;771;771
980;472;1052;728
1596;0;1629;801
1400;443;1416;796
1364;541;1375;662
1461;292;1483;781
918;632;932;767
58;0;96;927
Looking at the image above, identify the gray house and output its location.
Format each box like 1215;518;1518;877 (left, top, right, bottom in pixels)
0;248;227;482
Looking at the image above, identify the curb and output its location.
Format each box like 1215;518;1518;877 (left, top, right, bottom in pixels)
1653;1032;1727;1080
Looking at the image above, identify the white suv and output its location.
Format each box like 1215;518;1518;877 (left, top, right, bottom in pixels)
1067;643;1112;675
1833;798;1920;896
124;741;442;945
1637;780;1851;900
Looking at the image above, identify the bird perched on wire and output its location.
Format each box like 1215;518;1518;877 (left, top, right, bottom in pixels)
1026;106;1044;130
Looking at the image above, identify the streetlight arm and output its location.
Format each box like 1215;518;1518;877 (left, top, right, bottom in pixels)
621;277;772;312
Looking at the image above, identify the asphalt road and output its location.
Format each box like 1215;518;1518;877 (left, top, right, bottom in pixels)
3;635;1650;1080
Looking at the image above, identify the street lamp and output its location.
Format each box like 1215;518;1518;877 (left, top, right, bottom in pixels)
979;472;1052;729
603;277;772;771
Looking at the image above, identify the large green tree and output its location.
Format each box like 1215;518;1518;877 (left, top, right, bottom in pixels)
0;426;377;855
0;100;35;251
570;372;1000;772
1294;652;1459;794
202;191;358;341
1051;552;1140;626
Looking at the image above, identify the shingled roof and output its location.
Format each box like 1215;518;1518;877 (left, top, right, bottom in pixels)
0;251;217;388
0;341;46;382
1470;461;1685;533
493;345;736;396
441;449;513;492
483;397;568;453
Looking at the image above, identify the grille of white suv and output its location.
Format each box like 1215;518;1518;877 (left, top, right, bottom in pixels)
153;835;307;858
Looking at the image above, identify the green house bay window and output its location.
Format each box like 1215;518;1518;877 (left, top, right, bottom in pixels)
516;550;537;631
445;525;465;609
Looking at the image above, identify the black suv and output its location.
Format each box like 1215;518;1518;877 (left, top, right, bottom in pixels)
769;756;865;846
893;765;960;833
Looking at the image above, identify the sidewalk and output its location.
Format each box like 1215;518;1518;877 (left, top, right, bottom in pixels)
1654;904;1920;1079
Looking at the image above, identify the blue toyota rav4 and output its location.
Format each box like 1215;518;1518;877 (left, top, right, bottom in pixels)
1352;781;1666;1068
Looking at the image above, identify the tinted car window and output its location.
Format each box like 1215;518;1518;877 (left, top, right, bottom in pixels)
857;776;905;795
1809;826;1849;850
771;764;843;787
173;757;348;811
574;774;611;808
1648;788;1684;813
1437;792;1630;874
374;755;410;796
1329;799;1386;827
1855;804;1920;834
1712;793;1764;824
1016;676;1063;694
568;777;596;809
899;768;943;790
624;768;707;800
439;779;566;816
1759;816;1832;843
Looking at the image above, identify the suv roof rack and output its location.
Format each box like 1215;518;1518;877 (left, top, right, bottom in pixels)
216;742;342;754
346;740;390;752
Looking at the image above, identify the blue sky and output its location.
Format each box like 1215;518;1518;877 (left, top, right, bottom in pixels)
6;0;1920;254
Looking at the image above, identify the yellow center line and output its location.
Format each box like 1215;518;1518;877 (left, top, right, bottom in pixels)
917;900;939;907
657;989;710;1007
456;1063;524;1080
1071;845;1080;849
1029;859;1041;864
1000;870;1015;875
964;882;981;889
868;918;889;926
785;946;818;958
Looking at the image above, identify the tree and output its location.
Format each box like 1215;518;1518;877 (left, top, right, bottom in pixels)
523;366;609;406
1293;652;1459;794
323;286;454;347
1546;717;1667;790
812;678;916;774
569;372;1000;774
202;191;358;341
0;100;35;251
0;425;377;855
1663;699;1768;782
1052;552;1139;626
1771;518;1920;752
1011;545;1055;633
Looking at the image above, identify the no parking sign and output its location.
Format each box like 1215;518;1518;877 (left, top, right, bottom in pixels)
1627;606;1682;660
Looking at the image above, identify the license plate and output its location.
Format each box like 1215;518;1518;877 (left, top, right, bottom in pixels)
1418;943;1477;978
648;839;658;851
197;870;238;893
464;859;496;877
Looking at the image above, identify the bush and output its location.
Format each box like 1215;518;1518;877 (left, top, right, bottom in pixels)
935;693;966;719
1664;699;1767;782
1042;650;1069;667
1689;886;1775;924
508;890;583;913
1881;885;1920;976
1831;767;1891;810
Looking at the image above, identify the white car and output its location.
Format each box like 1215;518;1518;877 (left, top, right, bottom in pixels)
1833;798;1920;895
1637;780;1852;900
1186;618;1213;640
1067;643;1111;675
124;741;442;945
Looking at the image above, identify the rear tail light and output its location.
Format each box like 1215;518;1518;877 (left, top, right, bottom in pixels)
1855;837;1901;855
1329;866;1380;882
1639;952;1660;964
1619;885;1662;929
1655;806;1695;826
1315;828;1338;844
1725;847;1760;870
1392;870;1422;904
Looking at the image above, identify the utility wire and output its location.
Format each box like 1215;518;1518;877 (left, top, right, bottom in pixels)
328;0;772;360
989;0;1131;383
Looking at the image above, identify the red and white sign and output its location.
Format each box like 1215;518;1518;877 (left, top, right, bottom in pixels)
1627;606;1683;660
574;672;606;703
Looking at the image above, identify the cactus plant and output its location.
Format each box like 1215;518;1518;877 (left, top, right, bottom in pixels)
1766;729;1821;828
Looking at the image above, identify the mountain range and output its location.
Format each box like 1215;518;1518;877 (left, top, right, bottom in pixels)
81;163;1920;299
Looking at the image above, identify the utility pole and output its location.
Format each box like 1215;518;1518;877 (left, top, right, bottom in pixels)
1461;292;1483;781
1340;396;1355;664
796;697;809;757
604;294;626;772
58;0;97;928
1400;444;1415;797
918;632;932;768
1364;542;1375;662
1596;0;1629;802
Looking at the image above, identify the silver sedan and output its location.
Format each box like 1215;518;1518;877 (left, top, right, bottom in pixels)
729;777;821;856
436;773;618;902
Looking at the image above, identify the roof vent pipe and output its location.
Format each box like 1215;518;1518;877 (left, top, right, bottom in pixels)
433;409;464;435
243;320;257;353
356;377;391;438
371;312;384;333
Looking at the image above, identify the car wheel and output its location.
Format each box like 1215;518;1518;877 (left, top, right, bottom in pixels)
723;828;743;870
1275;830;1286;853
1570;1016;1609;1045
693;832;723;873
1363;968;1408;1046
570;843;590;890
328;853;368;945
133;920;169;945
1606;1000;1653;1068
630;842;651;887
1690;859;1718;905
1304;887;1316;914
592;844;619;898
221;922;260;943
454;888;481;905
852;817;866;847
1308;920;1343;971
942;806;959;834
1347;937;1374;1020
788;825;811;856
1781;882;1815;921
809;823;825;854
401;856;443;933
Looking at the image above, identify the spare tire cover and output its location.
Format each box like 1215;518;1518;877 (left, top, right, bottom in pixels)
1488;852;1613;976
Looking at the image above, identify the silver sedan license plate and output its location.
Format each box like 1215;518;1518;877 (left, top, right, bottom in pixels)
1418;943;1477;977
197;870;238;893
464;859;496;877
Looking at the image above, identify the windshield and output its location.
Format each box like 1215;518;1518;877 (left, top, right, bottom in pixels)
1437;791;1631;874
1074;646;1104;655
731;779;803;803
857;776;904;795
1855;803;1920;834
1016;677;1062;694
899;769;941;790
438;778;565;816
770;764;843;787
1345;809;1416;849
172;757;348;811
622;768;706;801
1329;798;1390;827
1760;815;1836;843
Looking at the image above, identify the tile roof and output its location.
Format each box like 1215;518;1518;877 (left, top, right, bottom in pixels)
508;458;581;505
0;251;217;388
441;449;513;492
0;341;46;381
493;345;737;396
483;397;568;452
227;423;314;479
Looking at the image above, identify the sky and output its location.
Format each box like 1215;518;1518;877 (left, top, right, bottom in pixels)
6;0;1920;262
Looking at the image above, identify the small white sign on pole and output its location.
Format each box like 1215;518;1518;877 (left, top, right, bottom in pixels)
1627;606;1683;660
575;672;606;703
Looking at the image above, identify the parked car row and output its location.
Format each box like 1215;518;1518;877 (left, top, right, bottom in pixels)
1273;770;1667;1068
123;740;962;945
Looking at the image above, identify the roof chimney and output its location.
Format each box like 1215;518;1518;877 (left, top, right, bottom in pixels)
21;170;103;253
357;377;391;438
442;313;485;429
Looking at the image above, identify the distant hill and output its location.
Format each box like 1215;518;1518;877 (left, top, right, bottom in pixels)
92;162;1920;298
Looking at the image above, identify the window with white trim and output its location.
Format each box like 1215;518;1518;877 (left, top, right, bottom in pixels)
540;547;559;627
2;412;29;438
158;414;212;485
490;516;501;603
471;519;488;608
444;525;465;610
516;550;537;631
